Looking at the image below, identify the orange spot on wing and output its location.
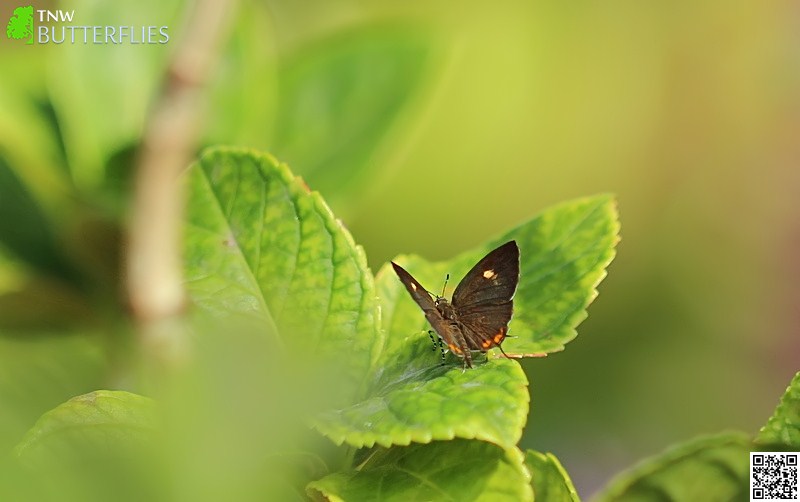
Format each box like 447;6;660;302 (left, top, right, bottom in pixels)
448;343;462;354
492;328;506;344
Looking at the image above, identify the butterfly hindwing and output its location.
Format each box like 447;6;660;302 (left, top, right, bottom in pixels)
457;303;513;351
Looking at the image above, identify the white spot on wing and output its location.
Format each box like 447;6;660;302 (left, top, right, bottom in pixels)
483;269;497;279
410;282;417;291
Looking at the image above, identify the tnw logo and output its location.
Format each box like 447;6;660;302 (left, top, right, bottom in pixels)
6;6;76;45
39;9;74;22
6;5;34;45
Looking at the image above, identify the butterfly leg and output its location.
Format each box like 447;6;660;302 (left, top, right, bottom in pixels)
428;331;446;365
496;344;512;360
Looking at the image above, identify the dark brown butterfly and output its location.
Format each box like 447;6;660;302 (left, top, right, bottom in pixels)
391;241;520;369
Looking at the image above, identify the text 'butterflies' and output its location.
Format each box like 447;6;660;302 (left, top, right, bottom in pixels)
391;241;520;369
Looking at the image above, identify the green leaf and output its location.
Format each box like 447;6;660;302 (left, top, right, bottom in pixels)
525;450;580;501
49;0;275;189
15;390;156;464
307;440;532;502
312;195;615;451
311;358;528;450
48;0;182;188
0;332;106;452
756;371;800;448
0;156;76;282
202;0;277;150
593;432;750;502
375;194;619;379
184;148;381;406
14;390;159;502
0;243;28;294
271;23;435;206
0;53;71;197
160;321;333;502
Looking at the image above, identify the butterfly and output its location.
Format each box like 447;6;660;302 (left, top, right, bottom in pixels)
391;240;520;369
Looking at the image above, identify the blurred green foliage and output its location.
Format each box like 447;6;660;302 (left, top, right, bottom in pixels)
594;432;752;501
525;450;580;502
179;149;616;499
1;0;798;499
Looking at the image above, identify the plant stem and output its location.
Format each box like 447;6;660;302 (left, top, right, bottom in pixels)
126;0;237;363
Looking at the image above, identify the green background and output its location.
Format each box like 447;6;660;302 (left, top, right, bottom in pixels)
1;0;797;497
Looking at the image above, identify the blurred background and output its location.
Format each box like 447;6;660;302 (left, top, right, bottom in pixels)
1;0;798;497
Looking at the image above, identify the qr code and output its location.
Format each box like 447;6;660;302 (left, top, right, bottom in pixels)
751;452;799;501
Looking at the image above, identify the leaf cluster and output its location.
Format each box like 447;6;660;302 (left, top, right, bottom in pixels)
6;147;800;501
1;2;795;500
183;149;618;500
4;145;620;500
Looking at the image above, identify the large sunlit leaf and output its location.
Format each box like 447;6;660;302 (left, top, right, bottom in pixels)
593;432;750;502
307;440;532;502
756;371;800;448
184;148;381;406
312;195;615;451
49;0;275;189
525;450;580;501
271;23;435;206
375;194;619;376
311;358;528;450
201;0;277;150
48;0;182;188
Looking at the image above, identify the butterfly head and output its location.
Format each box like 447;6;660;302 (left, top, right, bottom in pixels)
434;296;456;320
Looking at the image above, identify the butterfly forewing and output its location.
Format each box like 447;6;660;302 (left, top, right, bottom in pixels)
452;241;519;351
391;262;461;352
391;262;436;311
452;241;520;308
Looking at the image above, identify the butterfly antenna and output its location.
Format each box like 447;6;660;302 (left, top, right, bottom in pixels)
440;273;450;298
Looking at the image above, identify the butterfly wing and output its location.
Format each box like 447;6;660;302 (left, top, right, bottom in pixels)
391;262;460;349
451;241;520;351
